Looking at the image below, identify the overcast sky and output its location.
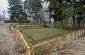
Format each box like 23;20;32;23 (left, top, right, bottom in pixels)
0;0;9;18
0;0;25;18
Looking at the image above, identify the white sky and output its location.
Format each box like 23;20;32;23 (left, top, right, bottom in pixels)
0;0;25;18
0;0;9;18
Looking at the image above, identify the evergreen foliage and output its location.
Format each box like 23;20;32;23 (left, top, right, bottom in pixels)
24;0;43;23
8;0;27;23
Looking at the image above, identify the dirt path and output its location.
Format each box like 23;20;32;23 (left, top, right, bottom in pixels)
0;23;23;55
50;34;85;55
67;36;85;55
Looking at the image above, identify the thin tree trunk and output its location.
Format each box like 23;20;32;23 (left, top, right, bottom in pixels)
78;21;81;28
54;19;56;28
61;19;63;27
72;15;76;28
43;20;47;28
49;18;51;24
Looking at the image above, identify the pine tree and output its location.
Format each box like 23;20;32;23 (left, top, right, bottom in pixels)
8;0;27;23
24;0;43;24
46;0;85;28
45;0;64;27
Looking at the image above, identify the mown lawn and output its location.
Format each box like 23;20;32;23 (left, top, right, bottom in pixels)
16;25;76;46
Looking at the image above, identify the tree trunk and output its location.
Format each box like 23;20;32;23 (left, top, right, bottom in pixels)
43;20;47;28
40;18;43;24
72;15;76;28
49;18;51;24
54;19;56;28
61;19;63;27
78;20;81;28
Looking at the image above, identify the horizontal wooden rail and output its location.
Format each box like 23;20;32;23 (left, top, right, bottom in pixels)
10;25;31;55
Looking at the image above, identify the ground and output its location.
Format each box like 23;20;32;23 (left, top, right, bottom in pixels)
16;25;75;46
0;23;85;55
0;23;23;55
50;34;85;55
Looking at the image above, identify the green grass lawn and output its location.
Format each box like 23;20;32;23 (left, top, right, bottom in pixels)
16;25;76;46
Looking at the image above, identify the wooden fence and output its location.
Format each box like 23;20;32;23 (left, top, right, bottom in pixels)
10;25;85;55
31;29;85;55
10;26;31;55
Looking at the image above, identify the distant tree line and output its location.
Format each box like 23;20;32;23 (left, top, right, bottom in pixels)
8;0;85;28
45;0;85;28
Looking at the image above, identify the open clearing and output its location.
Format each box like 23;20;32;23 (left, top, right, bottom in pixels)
16;25;76;46
0;24;85;55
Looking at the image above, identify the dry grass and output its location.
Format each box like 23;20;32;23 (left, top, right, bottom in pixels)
16;25;76;46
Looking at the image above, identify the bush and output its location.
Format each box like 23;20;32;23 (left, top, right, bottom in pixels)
4;20;17;23
4;20;30;23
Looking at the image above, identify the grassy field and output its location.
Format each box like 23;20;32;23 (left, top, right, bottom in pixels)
16;25;76;46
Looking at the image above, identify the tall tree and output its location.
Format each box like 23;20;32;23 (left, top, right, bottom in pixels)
24;0;43;24
46;0;64;27
46;0;85;28
8;0;27;23
68;0;85;28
